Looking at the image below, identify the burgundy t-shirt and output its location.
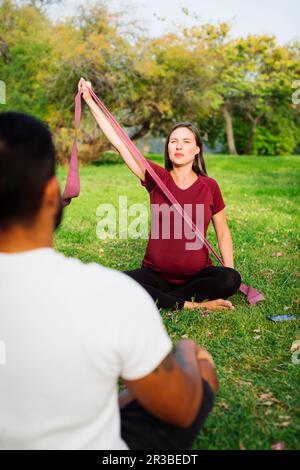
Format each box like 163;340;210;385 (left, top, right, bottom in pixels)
140;160;226;284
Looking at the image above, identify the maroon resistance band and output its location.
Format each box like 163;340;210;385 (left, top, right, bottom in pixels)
62;87;265;305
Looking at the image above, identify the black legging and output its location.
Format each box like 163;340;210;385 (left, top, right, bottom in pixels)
124;265;242;310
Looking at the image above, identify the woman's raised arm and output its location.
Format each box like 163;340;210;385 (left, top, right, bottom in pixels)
78;78;145;181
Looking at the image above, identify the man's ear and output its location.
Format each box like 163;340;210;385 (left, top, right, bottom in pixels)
42;176;60;212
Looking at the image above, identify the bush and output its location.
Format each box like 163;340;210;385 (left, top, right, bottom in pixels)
252;127;277;156
54;128;111;165
253;120;300;156
92;151;123;165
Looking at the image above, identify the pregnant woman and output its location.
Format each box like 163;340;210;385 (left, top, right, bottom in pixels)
79;78;241;311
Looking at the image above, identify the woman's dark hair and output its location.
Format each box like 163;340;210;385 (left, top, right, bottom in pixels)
0;112;56;230
164;122;207;176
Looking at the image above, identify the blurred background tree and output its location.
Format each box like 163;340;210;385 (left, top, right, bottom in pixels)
0;0;299;162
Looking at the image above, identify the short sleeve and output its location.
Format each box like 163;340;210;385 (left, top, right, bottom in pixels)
117;276;172;381
211;180;226;215
140;159;168;194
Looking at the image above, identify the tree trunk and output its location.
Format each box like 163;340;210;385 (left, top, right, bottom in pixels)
0;36;10;64
142;132;151;154
129;120;151;141
223;105;237;155
244;114;261;155
244;123;257;155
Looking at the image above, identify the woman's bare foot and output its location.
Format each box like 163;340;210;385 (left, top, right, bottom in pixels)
184;298;234;311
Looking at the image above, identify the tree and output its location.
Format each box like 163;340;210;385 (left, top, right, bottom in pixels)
216;35;300;155
0;0;55;118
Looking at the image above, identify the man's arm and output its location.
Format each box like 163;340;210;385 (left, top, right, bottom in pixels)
121;339;217;428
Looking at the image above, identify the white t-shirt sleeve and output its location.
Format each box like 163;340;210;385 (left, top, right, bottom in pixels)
117;276;172;381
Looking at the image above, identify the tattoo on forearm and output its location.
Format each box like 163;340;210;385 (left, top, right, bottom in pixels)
173;344;188;370
153;344;192;375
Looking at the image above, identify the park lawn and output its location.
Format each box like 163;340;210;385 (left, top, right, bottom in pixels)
56;154;300;450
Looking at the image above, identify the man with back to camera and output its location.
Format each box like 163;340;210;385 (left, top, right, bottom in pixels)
0;111;218;450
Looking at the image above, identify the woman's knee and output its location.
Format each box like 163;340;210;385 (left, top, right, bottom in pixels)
222;268;241;296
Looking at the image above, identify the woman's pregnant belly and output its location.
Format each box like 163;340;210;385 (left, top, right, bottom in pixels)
143;238;212;284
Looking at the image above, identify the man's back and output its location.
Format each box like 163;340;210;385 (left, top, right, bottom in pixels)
0;248;172;449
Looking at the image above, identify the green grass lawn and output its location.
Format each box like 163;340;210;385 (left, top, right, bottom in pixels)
56;154;300;450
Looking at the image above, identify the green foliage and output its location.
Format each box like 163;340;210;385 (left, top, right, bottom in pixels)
252;118;300;156
92;150;123;165
232;116;251;154
0;0;300;158
252;127;277;156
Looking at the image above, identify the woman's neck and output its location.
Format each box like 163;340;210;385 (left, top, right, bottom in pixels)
170;165;197;183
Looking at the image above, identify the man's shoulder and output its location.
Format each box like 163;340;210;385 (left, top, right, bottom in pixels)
52;250;152;303
53;250;127;282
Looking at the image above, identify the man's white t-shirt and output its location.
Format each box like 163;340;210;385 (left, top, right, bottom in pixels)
0;248;172;450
